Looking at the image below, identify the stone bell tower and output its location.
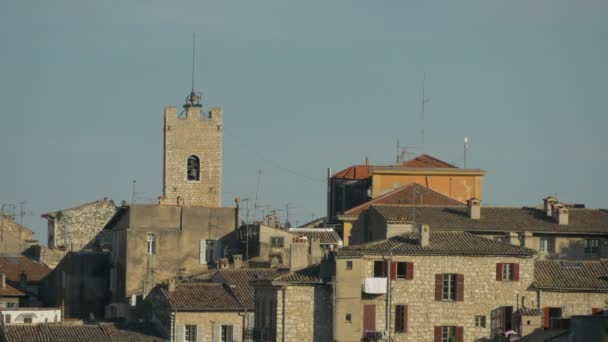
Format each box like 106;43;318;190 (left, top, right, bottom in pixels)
160;89;223;207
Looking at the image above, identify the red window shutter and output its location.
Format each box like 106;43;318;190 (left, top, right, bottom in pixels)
403;305;408;333
435;274;443;301
434;326;442;342
390;262;397;280
456;326;464;342
406;262;414;280
513;263;520;281
496;263;503;281
592;308;602;315
543;307;550;329
456;274;464;302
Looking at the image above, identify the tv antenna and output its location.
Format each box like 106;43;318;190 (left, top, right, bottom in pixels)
420;73;430;152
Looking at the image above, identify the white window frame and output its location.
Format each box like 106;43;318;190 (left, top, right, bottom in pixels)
442;274;457;301
584;239;600;256
146;234;156;255
502;264;514;281
184;324;197;342
220;325;233;342
441;326;456;342
539;237;555;254
475;315;486;328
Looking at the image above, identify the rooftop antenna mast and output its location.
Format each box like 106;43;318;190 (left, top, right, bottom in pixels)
421;73;430;153
183;33;202;112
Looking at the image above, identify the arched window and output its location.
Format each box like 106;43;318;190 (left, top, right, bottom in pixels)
187;155;200;181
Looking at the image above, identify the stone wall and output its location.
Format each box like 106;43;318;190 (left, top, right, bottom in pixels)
0;214;36;254
175;311;245;342
161;106;223;208
44;199;116;251
541;291;607;316
335;254;536;342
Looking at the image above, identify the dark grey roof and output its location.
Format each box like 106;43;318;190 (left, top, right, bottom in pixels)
0;322;166;342
371;205;608;234
533;260;608;292
211;269;277;309
336;231;536;257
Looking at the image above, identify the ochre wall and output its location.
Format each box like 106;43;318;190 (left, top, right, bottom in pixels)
371;174;483;203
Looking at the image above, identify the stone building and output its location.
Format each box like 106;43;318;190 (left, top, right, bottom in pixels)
0;256;51;307
0;274;23;309
159;93;223;208
0;214;37;255
348;198;608;260
0;322;166;342
42;198;117;251
0;307;61;324
252;264;333;342
106;204;238;318
334;226;537;342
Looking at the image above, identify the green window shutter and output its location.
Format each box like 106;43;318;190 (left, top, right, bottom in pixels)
196;324;203;342
176;324;185;342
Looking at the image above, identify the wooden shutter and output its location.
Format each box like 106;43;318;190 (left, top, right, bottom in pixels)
513;263;520;281
363;304;376;332
403;305;408;333
406;262;414;280
456;274;464;302
456;326;464;342
543;307;550;329
212;324;221;342
394;305;403;332
496;263;503;281
435;274;443;301
196;324;203;342
390;262;397;280
200;240;207;264
434;326;441;342
176;324;185;342
592;308;602;315
233;325;240;342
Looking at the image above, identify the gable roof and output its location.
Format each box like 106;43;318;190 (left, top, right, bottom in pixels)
341;183;464;219
158;282;242;311
332;165;376;180
0;256;51;283
256;264;324;285
401;154;457;168
288;228;342;245
211;269;277;309
0;322;166;342
336;231;536;257
0;283;25;297
533;260;608;292
370;205;608;234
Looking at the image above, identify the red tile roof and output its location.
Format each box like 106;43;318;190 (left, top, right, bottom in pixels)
160;282;242;311
211;269;277;309
332;165;376;180
401;154;457;168
1;322;166;341
342;183;464;218
534;260;608;292
0;256;51;283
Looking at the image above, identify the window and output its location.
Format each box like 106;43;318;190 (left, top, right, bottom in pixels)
6;302;16;308
270;236;284;248
374;261;387;277
585;239;600;256
23;317;32;324
186;155;200;181
346;261;353;270
184;325;197;342
539;237;555;254
206;240;217;263
146;234;156;255
221;325;233;342
395;305;408;333
475;316;486;328
395;262;414;280
441;326;456;342
443;274;457;301
497;263;519;281
345;313;352;322
5;315;10;324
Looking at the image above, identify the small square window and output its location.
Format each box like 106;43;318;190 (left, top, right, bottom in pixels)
345;313;352;322
475;315;486;328
374;261;387;277
346;261;353;270
270;236;284;248
396;262;408;279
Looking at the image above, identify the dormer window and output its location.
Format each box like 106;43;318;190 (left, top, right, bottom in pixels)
187;155;200;181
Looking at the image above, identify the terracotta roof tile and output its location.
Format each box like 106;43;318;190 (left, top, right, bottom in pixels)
259;265;323;284
370;205;608;234
0;256;51;283
0;322;166;341
342;183;464;217
332;165;376;180
336;231;536;257
0;283;25;297
160;282;242;311
534;260;608;292
401;154;457;168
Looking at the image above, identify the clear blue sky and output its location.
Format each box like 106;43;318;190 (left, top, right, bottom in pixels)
1;0;607;244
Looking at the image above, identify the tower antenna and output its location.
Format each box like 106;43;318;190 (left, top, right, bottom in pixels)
421;73;430;152
184;33;202;110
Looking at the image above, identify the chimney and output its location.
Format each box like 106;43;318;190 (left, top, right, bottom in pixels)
507;232;519;246
418;224;430;247
1;273;5;289
234;197;240;229
233;254;243;269
290;240;309;271
554;205;569;225
544;196;558;217
168;277;177;292
467;198;481;220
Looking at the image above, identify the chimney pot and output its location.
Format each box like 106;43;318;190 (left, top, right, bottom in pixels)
168;277;176;292
418;224;430;247
1;273;5;289
544;196;558;217
554;205;569;225
467;198;481;220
